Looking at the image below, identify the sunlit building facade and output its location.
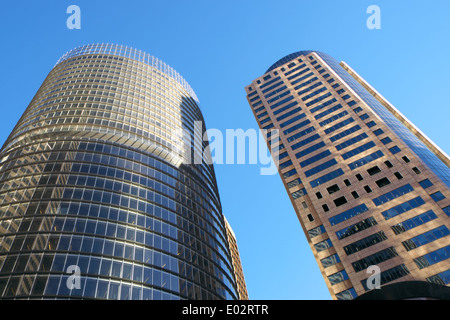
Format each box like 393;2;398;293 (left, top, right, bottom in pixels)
246;51;450;299
224;217;248;300
0;44;241;300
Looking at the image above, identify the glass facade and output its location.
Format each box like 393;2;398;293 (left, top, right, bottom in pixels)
0;44;239;300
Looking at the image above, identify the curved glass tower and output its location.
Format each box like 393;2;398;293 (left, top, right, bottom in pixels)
0;44;241;300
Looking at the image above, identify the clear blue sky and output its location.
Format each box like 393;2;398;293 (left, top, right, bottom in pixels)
1;0;449;300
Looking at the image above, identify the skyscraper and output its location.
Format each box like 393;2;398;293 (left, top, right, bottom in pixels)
245;51;450;300
0;44;243;300
224;217;249;300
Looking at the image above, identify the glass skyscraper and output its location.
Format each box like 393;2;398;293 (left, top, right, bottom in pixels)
246;51;450;300
0;44;246;300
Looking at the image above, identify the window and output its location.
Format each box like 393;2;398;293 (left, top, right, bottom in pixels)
292;189;307;199
348;150;384;170
394;171;403;180
391;210;438;235
291;72;314;86
324;117;355;135
304;159;338;178
355;174;363;181
367;166;381;176
287;126;316;144
287;68;311;81
381;196;425;220
344;231;388;255
329;125;361;142
334;196;348;207
359;113;369;120
299;150;332;168
287;178;302;188
352;247;398;273
270;96;294;110
302;201;308;209
322;204;330;212
308;225;326;239
327;184;340;194
430;191;446;202
389;146;401;154
336;217;378;240
299;83;324;99
351;191;359;199
329;204;369;226
375;177;391;188
314;239;333;252
316;192;323;199
381;137;392;145
427;270;450;285
291;134;321;152
319;110;349;127
307;214;314;222
414;245;450;270
402;225;450;251
344;179;352;186
373;128;384;136
280;115;308;131
418;179;433;189
276;107;302;122
328;270;349;286
279;160;293;170
321;254;341;268
412;167;421;174
371;184;414;206
335;288;357;300
314;104;343;120
443;206;450;216
283;168;297;179
364;185;372;193
310;98;337;114
309;168;345;188
335;133;369;151
402;156;410;163
384;160;393;168
366;121;376;128
305;92;333;107
262;81;285;94
295;141;326;159
267;91;290;104
273;101;299;116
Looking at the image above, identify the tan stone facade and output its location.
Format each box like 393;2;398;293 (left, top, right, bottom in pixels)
224;217;249;300
245;51;450;299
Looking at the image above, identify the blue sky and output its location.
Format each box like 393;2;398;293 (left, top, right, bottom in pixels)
1;0;449;300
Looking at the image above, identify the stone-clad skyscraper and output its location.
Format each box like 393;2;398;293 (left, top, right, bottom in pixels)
0;44;244;300
246;51;449;299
